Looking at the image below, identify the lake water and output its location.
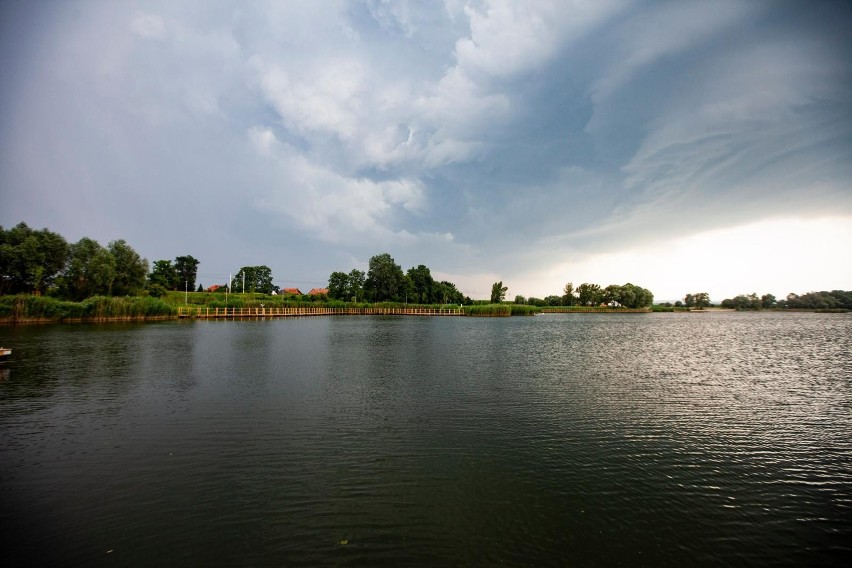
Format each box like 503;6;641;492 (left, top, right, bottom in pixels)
1;312;850;566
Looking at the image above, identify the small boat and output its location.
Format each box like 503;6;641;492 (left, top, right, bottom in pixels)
0;347;11;363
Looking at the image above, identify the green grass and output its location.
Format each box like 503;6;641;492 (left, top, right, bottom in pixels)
464;304;512;317
1;293;538;321
509;304;541;315
0;295;176;321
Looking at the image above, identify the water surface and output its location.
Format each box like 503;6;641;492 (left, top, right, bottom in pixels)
1;312;850;566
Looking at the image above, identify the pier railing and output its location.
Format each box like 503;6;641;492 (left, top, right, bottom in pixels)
177;306;463;318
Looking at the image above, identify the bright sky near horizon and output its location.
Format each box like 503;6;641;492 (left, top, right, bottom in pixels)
2;0;850;302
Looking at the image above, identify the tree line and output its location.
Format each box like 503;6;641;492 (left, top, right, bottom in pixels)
720;290;852;310
513;281;654;308
328;253;468;304
0;222;200;301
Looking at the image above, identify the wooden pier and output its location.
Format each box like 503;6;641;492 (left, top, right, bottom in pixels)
177;306;464;319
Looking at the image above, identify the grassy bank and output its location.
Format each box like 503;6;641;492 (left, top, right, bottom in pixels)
0;295;176;322
463;304;541;316
541;306;653;313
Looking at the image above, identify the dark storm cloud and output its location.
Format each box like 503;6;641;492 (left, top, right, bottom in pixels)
2;0;850;296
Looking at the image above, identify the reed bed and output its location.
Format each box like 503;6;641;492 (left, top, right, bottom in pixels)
509;304;541;316
464;304;512;317
0;295;176;321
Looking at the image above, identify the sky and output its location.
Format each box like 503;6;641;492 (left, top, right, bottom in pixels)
1;0;851;302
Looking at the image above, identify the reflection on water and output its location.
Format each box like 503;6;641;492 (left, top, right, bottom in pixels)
1;313;850;566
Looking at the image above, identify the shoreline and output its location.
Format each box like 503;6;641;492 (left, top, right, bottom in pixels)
2;307;846;325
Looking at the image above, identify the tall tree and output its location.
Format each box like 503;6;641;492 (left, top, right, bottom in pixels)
0;222;68;295
109;240;148;296
348;269;365;302
328;271;350;300
562;282;575;306
233;265;274;294
683;293;710;308
174;255;199;291
576;283;601;306
407;264;434;304
149;260;178;290
437;280;464;304
365;253;405;302
61;238;115;300
490;281;508;303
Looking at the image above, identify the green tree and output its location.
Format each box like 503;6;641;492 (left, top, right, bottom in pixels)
233;265;274;294
109;240;148;296
722;293;762;309
60;237;115;300
576;283;601;306
621;283;653;308
435;280;464;304
348;269;365;301
365;253;405;302
761;293;776;308
684;292;710;309
174;255;200;291
562;282;575;306
149;260;178;290
603;284;623;306
328;271;350;300
490;281;508;303
0;222;69;295
407;264;434;304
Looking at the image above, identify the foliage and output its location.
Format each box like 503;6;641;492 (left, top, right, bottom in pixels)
174;255;200;291
0;294;174;320
509;304;541;315
365;253;406;302
465;304;512;317
150;255;199;292
782;290;852;310
329;254;467;305
328;269;366;301
59;238;114;300
684;292;711;309
463;303;537;316
232;265;274;294
719;290;852;310
562;282;575;306
108;240;148;296
149;259;178;290
576;283;602;306
720;293;762;310
146;283;168;298
407;264;435;304
490;281;508;303
433;280;465;304
0;222;69;295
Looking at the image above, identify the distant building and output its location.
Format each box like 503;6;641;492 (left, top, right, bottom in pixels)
308;288;329;296
282;288;302;295
206;285;221;292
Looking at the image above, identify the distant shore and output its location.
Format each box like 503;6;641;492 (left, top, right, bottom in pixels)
1;293;846;325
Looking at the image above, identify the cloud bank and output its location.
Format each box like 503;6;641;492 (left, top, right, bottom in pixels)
2;0;850;298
